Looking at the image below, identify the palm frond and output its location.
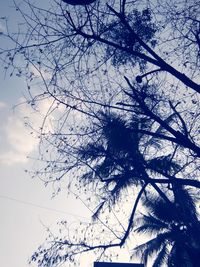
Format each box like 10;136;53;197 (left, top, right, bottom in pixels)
142;195;177;223
133;232;172;265
147;154;180;175
100;112;133;152
168;243;191;267
135;213;169;235
78;143;105;161
134;188;199;267
173;186;198;223
95;157;116;178
152;243;169;267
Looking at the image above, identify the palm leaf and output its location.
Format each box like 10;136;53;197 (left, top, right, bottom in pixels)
152;243;169;267
135;213;169;235
147;154;180;175
142;195;178;223
133;232;172;265
134;189;199;266
173;186;198;224
78;143;105;161
168;243;191;267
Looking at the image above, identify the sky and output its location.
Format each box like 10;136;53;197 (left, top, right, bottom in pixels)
1;1;199;267
0;1;144;267
0;1;92;267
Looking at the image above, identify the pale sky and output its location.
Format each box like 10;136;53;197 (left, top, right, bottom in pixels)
0;1;143;267
1;1;198;267
0;70;92;266
0;1;92;267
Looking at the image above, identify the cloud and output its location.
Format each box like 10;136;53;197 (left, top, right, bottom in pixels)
0;97;54;165
0;101;7;109
0;101;39;165
0;95;61;165
6;114;37;153
0;150;30;165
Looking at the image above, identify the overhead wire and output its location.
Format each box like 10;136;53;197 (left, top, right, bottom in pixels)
0;194;89;219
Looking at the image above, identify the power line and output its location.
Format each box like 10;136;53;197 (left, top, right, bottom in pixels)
0;194;89;219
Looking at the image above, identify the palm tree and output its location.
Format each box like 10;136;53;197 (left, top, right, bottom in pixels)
77;112;200;264
78;112;145;204
132;187;200;267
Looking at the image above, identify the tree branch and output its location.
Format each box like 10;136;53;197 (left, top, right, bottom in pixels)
107;5;200;94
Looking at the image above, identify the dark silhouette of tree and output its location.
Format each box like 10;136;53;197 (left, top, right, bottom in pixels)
1;0;200;266
133;187;200;266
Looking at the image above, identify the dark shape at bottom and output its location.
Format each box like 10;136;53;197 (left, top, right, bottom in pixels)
94;262;144;267
62;0;96;5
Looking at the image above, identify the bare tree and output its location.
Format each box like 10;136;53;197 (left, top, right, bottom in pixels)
1;0;200;266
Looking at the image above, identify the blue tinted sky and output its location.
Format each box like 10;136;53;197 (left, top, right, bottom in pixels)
0;1;139;266
0;1;91;267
